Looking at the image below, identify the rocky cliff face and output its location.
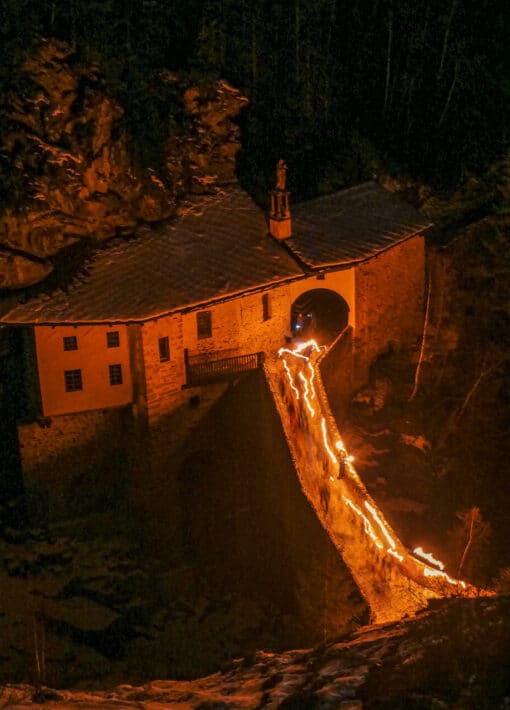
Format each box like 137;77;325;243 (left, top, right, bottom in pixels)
0;40;247;290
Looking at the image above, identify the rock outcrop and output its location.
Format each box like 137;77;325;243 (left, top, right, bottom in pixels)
166;77;247;196
2;597;509;708
0;40;247;290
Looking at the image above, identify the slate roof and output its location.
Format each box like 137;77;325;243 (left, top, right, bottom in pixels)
1;188;303;324
1;182;430;325
286;181;431;269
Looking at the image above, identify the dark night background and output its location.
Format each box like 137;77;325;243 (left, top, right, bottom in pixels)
1;0;510;701
1;0;509;204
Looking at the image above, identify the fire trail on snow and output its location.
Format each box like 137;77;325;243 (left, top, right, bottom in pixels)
266;338;481;622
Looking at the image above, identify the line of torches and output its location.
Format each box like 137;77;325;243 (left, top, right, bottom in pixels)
277;339;467;592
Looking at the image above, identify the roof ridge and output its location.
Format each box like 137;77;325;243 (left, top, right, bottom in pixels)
295;180;377;208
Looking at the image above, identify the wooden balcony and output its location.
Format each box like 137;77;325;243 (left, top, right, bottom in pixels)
184;350;265;387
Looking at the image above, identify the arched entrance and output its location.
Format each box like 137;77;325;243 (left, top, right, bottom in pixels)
291;289;349;345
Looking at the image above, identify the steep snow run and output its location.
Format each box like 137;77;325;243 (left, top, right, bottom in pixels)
264;339;478;623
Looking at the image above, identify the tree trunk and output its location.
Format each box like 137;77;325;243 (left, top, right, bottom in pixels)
409;265;432;401
405;76;415;138
295;0;300;82
251;10;257;86
456;358;503;422
457;507;476;578
383;10;393;115
438;58;459;128
437;0;456;81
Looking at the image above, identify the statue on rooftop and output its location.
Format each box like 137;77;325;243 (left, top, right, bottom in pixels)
276;159;287;191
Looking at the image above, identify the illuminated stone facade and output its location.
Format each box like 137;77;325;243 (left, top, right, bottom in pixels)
2;183;428;485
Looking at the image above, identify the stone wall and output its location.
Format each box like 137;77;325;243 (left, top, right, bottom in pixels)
17;241;420;495
139;315;185;422
353;235;425;387
181;288;290;362
319;327;354;423
18;406;133;518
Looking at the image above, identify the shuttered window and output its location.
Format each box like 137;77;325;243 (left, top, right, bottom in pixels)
159;336;170;362
109;364;123;385
262;293;271;321
196;311;212;339
63;336;78;351
107;331;120;348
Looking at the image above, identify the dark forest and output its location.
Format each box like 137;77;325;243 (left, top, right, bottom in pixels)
1;0;509;203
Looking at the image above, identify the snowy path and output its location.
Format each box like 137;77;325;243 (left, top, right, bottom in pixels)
264;340;475;623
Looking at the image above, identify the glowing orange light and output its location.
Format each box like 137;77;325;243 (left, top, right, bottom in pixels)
321;417;338;465
278;347;309;362
344;496;384;550
275;336;472;599
413;547;445;571
281;357;300;400
298;371;315;417
307;361;317;399
335;439;346;453
423;567;466;588
293;339;321;354
365;501;397;549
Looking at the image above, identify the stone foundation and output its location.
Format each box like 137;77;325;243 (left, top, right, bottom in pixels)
17;407;134;519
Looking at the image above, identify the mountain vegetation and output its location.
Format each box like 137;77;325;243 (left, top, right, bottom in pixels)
1;0;508;207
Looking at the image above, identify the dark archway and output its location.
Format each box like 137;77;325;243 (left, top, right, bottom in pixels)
291;289;349;345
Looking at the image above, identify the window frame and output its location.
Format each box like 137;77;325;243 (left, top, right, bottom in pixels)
196;310;212;340
158;336;170;362
108;363;123;386
64;369;83;392
262;293;271;321
106;331;120;348
63;335;78;351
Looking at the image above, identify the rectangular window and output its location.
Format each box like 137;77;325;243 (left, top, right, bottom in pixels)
106;331;120;348
63;335;78;351
196;311;212;339
158;336;170;362
64;369;82;392
109;364;123;386
262;293;271;321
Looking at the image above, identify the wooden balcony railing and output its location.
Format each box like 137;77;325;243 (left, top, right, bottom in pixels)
184;350;265;387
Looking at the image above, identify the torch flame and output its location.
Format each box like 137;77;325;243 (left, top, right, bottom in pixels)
364;501;397;550
388;548;404;562
321;417;338;465
276;337;471;597
344;497;384;550
423;567;466;589
413;546;445;571
281;357;300;400
298;371;316;417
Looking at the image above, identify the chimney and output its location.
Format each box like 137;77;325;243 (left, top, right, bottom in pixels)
269;159;291;239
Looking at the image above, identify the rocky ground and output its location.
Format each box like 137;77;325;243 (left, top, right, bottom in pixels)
1;596;509;709
0;513;300;689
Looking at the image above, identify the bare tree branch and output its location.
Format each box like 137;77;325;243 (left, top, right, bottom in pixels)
409;265;432;401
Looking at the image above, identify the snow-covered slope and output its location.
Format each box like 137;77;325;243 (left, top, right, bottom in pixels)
3;597;509;709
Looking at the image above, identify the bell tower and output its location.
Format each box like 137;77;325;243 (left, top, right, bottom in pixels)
269;159;291;240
